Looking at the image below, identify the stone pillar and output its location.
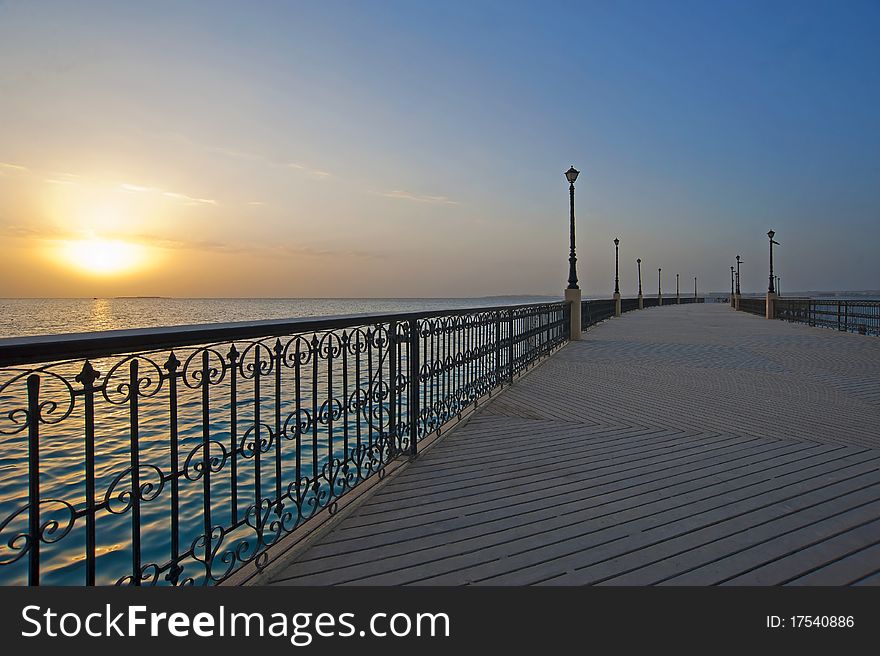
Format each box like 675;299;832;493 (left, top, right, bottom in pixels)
734;293;741;311
730;294;735;308
677;293;681;304
658;294;663;307
638;293;644;310
766;291;776;319
613;291;621;317
565;287;582;340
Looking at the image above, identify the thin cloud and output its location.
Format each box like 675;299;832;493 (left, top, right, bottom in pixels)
377;190;459;205
119;182;217;206
161;191;217;206
0;222;384;261
0;161;29;174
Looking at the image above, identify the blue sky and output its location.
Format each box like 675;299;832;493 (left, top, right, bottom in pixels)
0;0;878;296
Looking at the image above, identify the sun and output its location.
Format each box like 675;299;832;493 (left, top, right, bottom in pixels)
57;238;149;276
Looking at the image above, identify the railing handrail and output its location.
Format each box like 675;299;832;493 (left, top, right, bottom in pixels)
0;300;567;367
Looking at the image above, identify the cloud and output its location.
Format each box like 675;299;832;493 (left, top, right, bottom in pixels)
0;161;29;174
376;190;459;205
0;223;382;261
161;191;217;206
119;183;217;206
202;143;331;179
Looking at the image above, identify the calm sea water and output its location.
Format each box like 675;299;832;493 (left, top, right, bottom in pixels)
0;296;561;339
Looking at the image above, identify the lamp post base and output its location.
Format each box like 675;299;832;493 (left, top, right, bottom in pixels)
766;291;776;319
614;291;621;317
730;294;735;309
677;293;681;305
565;287;582;340
735;293;741;311
638;293;643;310
658;294;663;307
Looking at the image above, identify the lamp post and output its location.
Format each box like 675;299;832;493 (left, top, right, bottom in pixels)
776;276;781;297
676;273;680;304
658;268;663;306
563;166;582;339
766;230;779;319
637;258;643;309
735;255;742;311
613;238;621;317
694;276;697;300
730;266;735;308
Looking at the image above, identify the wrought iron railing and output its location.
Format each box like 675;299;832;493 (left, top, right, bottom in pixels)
776;298;880;336
581;299;616;329
0;302;568;586
643;297;660;308
621;297;640;313
739;297;766;316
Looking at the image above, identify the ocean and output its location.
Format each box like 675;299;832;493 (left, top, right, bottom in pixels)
0;296;561;339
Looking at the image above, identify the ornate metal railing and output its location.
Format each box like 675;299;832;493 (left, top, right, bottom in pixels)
739;297;766;316
776;298;880;336
0;302;568;586
678;297;704;304
643;297;660;308
581;299;616;329
621;297;640;313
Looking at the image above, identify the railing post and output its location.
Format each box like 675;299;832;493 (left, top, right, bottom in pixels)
75;361;100;586
388;321;397;453
564;287;582;340
26;374;40;586
408;318;419;457
507;309;515;384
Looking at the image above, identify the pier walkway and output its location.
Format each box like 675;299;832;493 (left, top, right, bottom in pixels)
269;303;880;585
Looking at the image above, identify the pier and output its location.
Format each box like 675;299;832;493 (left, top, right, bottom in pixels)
268;304;880;585
2;299;880;586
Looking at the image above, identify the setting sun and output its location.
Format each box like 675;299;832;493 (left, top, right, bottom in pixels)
57;238;149;276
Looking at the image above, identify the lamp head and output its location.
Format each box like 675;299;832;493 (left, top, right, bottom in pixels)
768;229;775;240
564;166;579;184
613;237;619;246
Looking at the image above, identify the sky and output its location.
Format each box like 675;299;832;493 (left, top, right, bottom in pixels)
0;0;878;297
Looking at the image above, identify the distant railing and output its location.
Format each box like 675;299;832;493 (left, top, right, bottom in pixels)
643;297;659;308
739;297;766;317
776;298;880;336
0;302;568;586
581;299;616;329
621;297;640;313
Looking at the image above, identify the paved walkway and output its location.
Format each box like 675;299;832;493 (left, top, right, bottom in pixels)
269;303;880;585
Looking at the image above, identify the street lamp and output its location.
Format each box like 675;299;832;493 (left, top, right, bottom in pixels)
735;255;742;311
768;230;779;293
676;273;680;304
563;166;582;340
694;276;697;299
658;267;662;306
565;166;580;290
730;266;735;307
776;275;781;296
613;237;621;317
637;258;643;309
613;238;620;294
